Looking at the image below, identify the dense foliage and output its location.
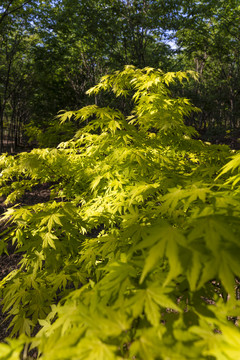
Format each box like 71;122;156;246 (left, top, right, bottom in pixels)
0;67;240;359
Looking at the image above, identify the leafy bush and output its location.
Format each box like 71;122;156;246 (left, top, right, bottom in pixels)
0;66;240;360
24;120;76;148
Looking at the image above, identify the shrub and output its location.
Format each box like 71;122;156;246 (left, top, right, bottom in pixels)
0;66;239;360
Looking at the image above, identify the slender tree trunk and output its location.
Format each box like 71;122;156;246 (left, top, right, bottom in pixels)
0;107;3;153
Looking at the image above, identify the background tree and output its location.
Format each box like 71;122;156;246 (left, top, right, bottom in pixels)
173;0;240;144
0;0;44;151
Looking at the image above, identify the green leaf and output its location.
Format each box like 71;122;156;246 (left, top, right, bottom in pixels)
41;232;58;249
144;290;161;326
187;252;202;291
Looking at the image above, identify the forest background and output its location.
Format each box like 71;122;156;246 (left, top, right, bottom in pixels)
0;0;240;152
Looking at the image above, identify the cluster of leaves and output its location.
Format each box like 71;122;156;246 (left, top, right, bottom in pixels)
0;66;240;359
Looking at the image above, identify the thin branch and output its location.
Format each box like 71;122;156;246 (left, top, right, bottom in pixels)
0;0;32;25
